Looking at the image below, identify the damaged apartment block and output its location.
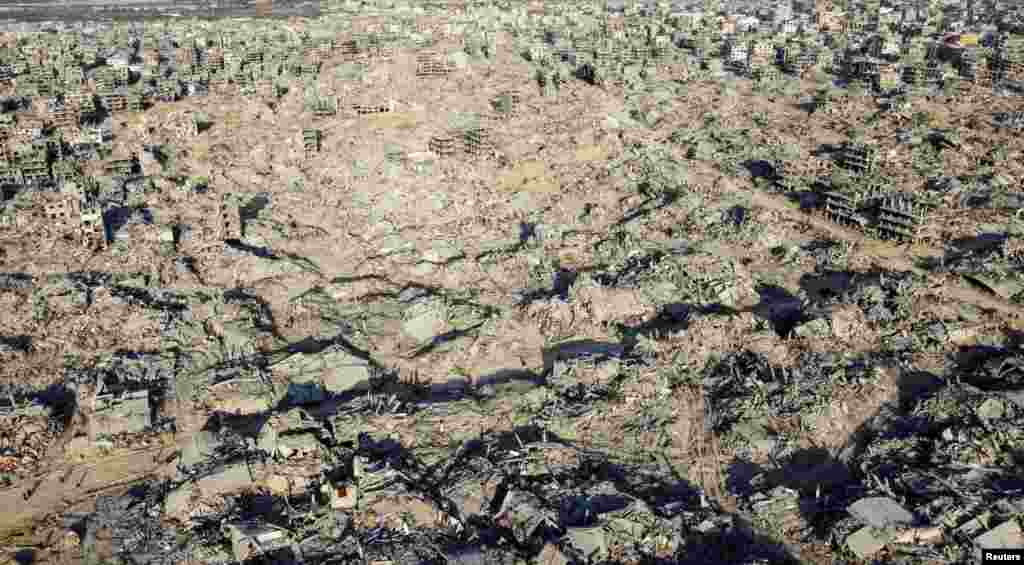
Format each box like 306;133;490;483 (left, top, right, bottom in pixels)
823;190;867;229
462;127;495;158
835;142;877;175
351;99;394;115
490;89;522;117
302;129;321;158
872;194;923;240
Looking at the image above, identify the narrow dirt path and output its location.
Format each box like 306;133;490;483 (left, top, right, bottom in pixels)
0;447;169;547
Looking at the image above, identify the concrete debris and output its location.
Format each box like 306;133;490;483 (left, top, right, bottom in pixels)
974;519;1024;556
223;522;290;563
847;497;916;530
206;378;277;415
165;463;255;520
275;345;375;404
496;490;557;545
846;526;888;559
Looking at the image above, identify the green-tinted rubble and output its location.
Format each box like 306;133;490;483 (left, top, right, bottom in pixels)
92;390;151;437
205;377;280;415
973;519;1024;560
273;345;376;404
180;430;221;470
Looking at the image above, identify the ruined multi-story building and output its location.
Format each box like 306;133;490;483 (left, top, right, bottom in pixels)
428;134;458;157
415;50;453;77
219;193;241;241
302;129;321;158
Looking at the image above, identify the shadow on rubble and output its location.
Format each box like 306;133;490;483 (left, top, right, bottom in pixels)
0;334;32;353
616;286;806;348
11;549;35;565
225;239;275;258
741;159;776;179
238;193;271;237
916;232;1014;274
779;184;820;210
797;267;918;306
616;302;738;349
103;205;154;239
179;354;804;563
515;267;578;305
612;191;681;228
722;333;1024;550
751;284;807;337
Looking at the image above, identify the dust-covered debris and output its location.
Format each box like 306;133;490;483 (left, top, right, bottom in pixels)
3;1;1024;564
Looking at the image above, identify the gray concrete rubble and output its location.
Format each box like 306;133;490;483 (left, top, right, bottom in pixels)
847;497;917;530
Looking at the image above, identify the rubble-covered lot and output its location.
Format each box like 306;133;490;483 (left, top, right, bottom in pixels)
3;0;1024;563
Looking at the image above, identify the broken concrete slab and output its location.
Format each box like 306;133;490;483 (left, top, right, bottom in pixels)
180;430;221;469
848;497;916;529
847;526;887;559
377;235;413;256
422;240;464;263
974;519;1024;555
220;319;264;351
360;491;440;529
401;299;449;344
496;490;557;545
167;463;261;519
199;463;256;494
249;255;310;278
274;346;375;404
258;407;322;454
164;484;195;519
976;398;1008;421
